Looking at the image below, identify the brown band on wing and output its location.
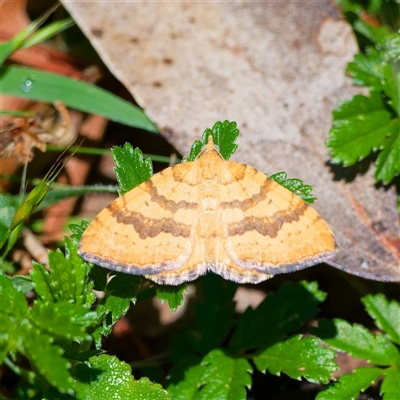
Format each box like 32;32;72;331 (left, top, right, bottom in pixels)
108;203;192;239
144;180;198;213
220;176;274;211
227;201;309;238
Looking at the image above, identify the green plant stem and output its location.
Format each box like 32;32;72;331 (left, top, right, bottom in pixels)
47;145;177;164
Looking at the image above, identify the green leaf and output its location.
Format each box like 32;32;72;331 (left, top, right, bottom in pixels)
11;275;34;293
69;220;90;244
21;323;72;393
0;273;28;361
381;367;400;400
254;335;337;384
31;236;94;306
64;237;94;306
167;356;204;399
0;194;18;240
192;274;237;354
155;284;187;312
112;143;153;195
316;367;383;400
346;52;385;90
313;319;400;366
375;121;400;183
20;18;74;49
362;294;400;345
184;120;239;161
168;350;252;400
129;377;170;400
0;6;62;64
382;63;400;115
29;301;96;341
229;281;326;353
31;262;56;302
37;185;118;213
0;66;157;132
386;36;400;60
352;19;390;46
269;172;316;204
48;247;85;303
326;93;392;166
96;273;138;337
199;349;252;400
0;272;28;320
73;355;169;400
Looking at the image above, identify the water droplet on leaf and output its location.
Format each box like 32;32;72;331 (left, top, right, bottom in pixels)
20;75;36;93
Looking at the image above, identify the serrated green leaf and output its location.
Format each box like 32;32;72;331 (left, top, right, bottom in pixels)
96;273;138;337
0;273;28;361
31;262;56;302
382;63;400;115
0;66;157;132
229;281;326;353
326;93;392;166
64;238;91;305
362;294;400;345
91;325;103;350
129;377;170;400
21;323;72;393
69;220;90;244
203;120;239;160
168;351;252;400
185;140;203;162
0;313;17;362
199;349;252;400
0;272;28;319
155;284;187;312
313;319;400;366
254;335;336;384
269;172;316;204
48;249;82;303
353;19;390;47
192;274;237;354
381;367;400;400
11;275;34;293
375;120;400;183
167;356;204;399
112;143;153;195
184;120;239;161
30;301;96;341
386;36;400;60
74;355;169;400
346;52;385;90
316;367;383;400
